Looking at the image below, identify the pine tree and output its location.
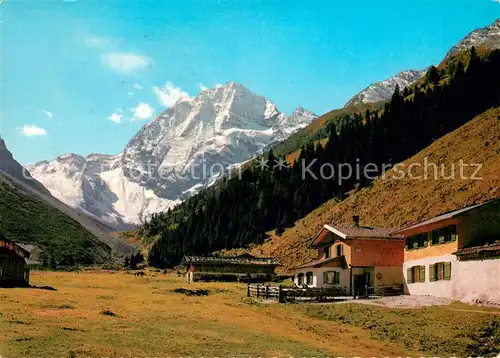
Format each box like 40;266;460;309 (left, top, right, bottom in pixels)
146;50;500;267
425;65;440;84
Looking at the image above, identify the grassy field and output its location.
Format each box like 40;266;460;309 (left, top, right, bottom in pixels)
0;270;498;357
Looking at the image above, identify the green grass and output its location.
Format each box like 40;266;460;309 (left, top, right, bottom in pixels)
295;302;500;357
2;271;499;357
1;271;379;357
0;181;110;265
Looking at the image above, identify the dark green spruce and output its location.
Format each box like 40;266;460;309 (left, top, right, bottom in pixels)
146;48;500;268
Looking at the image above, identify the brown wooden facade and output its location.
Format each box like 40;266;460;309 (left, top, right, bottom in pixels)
0;233;30;287
181;254;279;283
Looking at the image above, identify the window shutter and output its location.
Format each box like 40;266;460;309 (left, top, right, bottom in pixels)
429;264;436;282
444;262;452;280
432;230;438;245
323;271;328;284
419;266;425;282
423;233;428;247
335;271;340;284
451;226;458;242
407;267;413;284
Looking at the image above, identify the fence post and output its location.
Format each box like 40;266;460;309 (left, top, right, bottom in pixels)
278;285;283;303
265;285;269;299
256;284;260;298
247;284;250;297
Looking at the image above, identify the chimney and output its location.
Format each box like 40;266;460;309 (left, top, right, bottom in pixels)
353;216;360;227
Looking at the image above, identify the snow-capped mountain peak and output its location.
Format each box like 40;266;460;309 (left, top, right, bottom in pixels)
344;69;426;108
445;19;500;60
345;19;500;109
28;83;317;228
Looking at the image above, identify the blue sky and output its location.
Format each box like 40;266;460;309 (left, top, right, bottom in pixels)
1;0;498;164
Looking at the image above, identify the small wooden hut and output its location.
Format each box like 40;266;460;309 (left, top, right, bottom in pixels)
0;233;30;287
181;254;279;283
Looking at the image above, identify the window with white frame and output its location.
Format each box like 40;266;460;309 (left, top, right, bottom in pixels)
297;273;304;285
323;246;331;258
336;244;343;257
323;271;340;285
430;262;451;281
406;265;425;284
305;271;313;285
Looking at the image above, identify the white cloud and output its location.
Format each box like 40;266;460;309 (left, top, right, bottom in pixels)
215;83;223;88
21;125;47;136
152;81;190;108
85;35;109;48
42;110;53;119
101;52;151;73
133;83;144;90
129;102;154;120
107;112;123;123
198;83;208;92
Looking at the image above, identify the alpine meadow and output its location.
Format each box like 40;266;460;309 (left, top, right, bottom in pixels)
1;4;500;358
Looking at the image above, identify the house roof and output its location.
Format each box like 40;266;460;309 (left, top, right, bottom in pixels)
0;233;30;258
181;254;279;266
291;256;346;270
324;224;401;239
454;242;500;260
392;200;497;235
311;224;401;247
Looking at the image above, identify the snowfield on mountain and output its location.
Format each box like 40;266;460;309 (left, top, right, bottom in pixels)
344;69;426;107
28;83;316;228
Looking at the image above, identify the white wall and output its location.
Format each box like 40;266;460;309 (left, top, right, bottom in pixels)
403;254;456;297
293;267;348;288
452;259;500;304
403;254;500;304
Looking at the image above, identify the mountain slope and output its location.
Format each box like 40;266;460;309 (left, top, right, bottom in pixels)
145;48;500;267
28;83;316;228
0;138;50;195
0;169;112;265
344;19;500;109
245;107;500;271
344;69;426;108
445;19;500;60
0;139;136;261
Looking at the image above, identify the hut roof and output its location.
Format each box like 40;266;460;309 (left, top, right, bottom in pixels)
0;232;30;258
454;242;500;260
181;254;279;266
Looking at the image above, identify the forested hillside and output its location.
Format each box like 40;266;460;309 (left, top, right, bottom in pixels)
240;107;500;270
146;48;500;267
0;173;112;266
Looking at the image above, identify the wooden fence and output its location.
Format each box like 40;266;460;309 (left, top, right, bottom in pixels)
248;284;403;303
247;284;281;300
247;284;348;303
